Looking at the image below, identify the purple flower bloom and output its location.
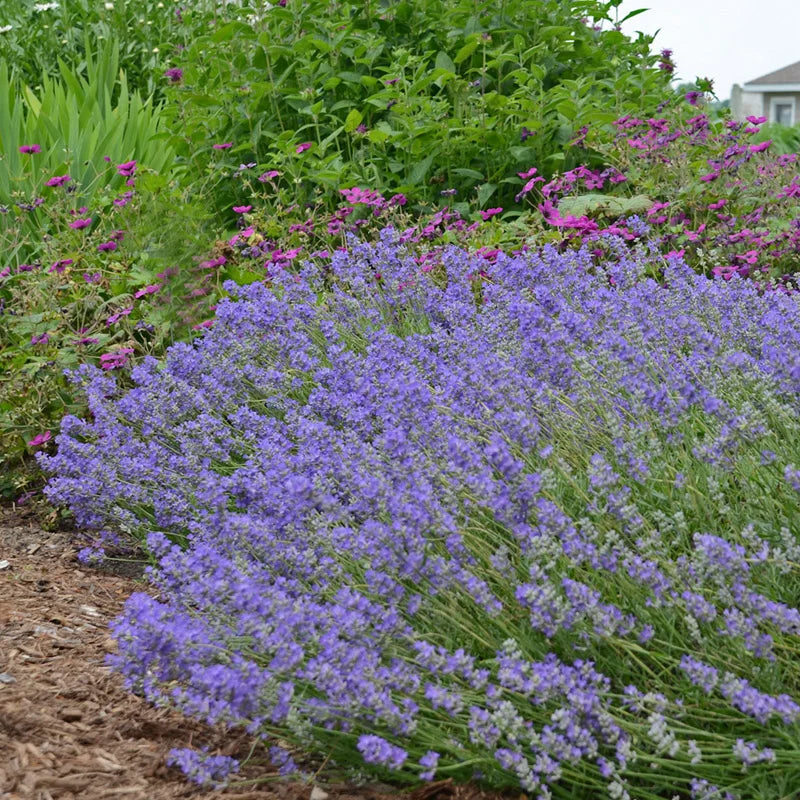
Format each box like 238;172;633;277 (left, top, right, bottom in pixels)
134;283;162;298
232;205;252;214
164;67;184;83
45;174;71;187
116;160;137;177
19;144;41;154
213;142;233;150
28;430;52;447
295;142;312;154
357;736;408;770
97;241;117;252
69;217;92;230
99;348;134;370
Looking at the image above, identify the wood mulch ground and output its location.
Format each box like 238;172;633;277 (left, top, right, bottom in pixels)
0;506;503;800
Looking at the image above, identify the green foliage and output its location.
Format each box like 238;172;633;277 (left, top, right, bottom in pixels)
0;47;218;497
755;121;800;154
164;0;673;210
0;39;175;264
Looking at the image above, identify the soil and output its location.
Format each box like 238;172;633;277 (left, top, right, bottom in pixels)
0;507;505;800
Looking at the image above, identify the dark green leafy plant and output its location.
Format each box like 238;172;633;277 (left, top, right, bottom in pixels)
164;0;673;211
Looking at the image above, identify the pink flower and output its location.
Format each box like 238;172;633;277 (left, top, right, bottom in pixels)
258;170;280;182
106;306;133;326
746;115;767;125
699;171;719;183
750;140;772;153
134;283;162;298
199;256;227;269
27;431;52;447
30;332;50;345
99;347;134;370
69;217;92;229
116;160;137;177
232;205;252;214
97;241;117;252
19;144;41;154
213;142;233;150
479;207;503;221
295;142;312;154
48;259;73;273
45;174;71;187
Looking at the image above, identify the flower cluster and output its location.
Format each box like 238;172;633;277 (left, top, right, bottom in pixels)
42;233;800;797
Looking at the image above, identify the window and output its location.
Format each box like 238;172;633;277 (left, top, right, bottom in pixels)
770;97;796;125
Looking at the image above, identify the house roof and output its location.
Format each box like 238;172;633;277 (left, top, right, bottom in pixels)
746;59;800;86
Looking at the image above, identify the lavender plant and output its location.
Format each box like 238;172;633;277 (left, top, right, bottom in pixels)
42;235;800;797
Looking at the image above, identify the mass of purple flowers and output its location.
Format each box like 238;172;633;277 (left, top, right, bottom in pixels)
42;232;800;797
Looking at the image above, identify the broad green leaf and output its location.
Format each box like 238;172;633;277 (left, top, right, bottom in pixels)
344;108;363;133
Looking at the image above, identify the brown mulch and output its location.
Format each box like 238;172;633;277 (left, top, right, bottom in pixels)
0;507;504;800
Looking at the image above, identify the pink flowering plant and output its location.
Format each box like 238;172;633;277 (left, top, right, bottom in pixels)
0;50;217;496
513;93;800;288
42;235;800;797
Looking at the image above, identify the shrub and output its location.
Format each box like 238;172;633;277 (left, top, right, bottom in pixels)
511;97;800;288
163;0;673;211
43;236;800;797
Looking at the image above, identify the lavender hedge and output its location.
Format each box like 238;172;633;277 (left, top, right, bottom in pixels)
42;232;800;798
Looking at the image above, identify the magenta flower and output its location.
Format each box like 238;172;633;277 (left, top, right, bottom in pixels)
258;170;280;182
27;430;52;447
685;91;702;106
116;160;137;177
746;115;767;125
295;142;312;154
30;333;50;345
134;283;162;298
479;207;503;221
106;307;133;326
48;259;73;273
19;144;41;154
213;142;233;150
199;256;227;269
750;140;772;153
164;67;183;83
232;205;252;214
69;217;92;229
99;347;134;370
97;241;117;252
45;174;71;187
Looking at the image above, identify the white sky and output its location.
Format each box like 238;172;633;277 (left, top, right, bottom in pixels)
615;0;800;100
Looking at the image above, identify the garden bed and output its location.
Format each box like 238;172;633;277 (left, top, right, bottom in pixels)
1;508;488;800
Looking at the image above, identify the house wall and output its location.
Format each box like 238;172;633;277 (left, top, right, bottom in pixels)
731;85;764;120
763;91;800;124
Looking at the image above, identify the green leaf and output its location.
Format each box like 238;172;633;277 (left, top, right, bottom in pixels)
557;194;652;218
452;167;484;180
477;182;497;207
408;154;434;185
454;40;479;64
435;51;456;74
367;128;389;144
344;108;363;133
